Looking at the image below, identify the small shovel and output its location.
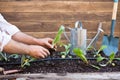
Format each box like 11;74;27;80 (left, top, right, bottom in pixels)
102;0;119;56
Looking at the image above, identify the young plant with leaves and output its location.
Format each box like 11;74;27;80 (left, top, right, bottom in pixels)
60;43;71;58
95;45;119;67
95;45;107;63
21;55;36;68
73;48;100;70
0;52;7;61
52;25;65;47
0;52;19;61
98;52;115;67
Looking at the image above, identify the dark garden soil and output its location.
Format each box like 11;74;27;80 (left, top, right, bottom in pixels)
0;51;120;74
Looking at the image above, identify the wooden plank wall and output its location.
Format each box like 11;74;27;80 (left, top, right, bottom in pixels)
0;0;120;49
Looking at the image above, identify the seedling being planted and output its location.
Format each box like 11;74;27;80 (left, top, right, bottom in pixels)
52;25;65;49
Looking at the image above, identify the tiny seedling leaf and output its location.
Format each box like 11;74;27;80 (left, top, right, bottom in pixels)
97;45;107;54
96;54;106;62
97;56;105;62
8;54;19;59
73;48;88;64
109;52;115;64
90;64;100;70
99;45;107;51
115;58;120;60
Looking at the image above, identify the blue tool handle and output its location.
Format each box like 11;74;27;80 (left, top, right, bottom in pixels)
110;20;116;36
114;0;119;2
110;0;118;36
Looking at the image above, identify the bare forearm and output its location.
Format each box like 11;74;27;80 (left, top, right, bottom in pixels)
12;31;38;45
3;39;29;55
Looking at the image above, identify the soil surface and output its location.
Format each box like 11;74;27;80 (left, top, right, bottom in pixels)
0;51;120;74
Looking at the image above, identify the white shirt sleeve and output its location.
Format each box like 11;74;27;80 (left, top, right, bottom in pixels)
0;13;20;51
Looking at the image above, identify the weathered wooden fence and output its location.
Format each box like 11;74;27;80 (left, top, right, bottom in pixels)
0;0;120;49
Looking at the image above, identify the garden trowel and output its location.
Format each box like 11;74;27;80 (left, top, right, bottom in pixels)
102;0;119;56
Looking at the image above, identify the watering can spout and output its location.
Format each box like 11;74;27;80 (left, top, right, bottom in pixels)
87;22;103;49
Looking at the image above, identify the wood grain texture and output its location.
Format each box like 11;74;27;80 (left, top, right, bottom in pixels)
1;12;113;22
0;1;115;12
0;0;120;49
1;72;120;80
7;21;120;32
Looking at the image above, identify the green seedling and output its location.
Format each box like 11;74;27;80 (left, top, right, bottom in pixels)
73;48;100;70
21;55;36;68
94;45;107;63
8;54;20;59
0;52;20;61
96;45;107;54
60;44;71;58
0;52;7;61
96;54;105;62
73;48;88;64
98;52;115;67
52;25;65;47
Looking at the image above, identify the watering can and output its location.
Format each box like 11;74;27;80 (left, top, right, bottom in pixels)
64;21;87;55
64;21;103;55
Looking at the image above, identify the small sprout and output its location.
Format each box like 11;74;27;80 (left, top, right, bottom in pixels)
90;64;100;70
99;52;115;67
109;52;115;64
0;52;7;61
96;45;107;54
60;44;71;58
73;48;88;64
96;54;106;63
73;48;100;69
21;55;36;68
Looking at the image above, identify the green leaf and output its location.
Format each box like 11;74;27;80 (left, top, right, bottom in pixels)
97;45;107;54
100;45;107;51
8;54;19;59
0;52;7;61
90;64;100;70
21;55;26;67
115;58;120;60
109;52;115;63
26;62;30;66
29;58;36;62
52;25;65;45
73;48;88;64
97;56;105;62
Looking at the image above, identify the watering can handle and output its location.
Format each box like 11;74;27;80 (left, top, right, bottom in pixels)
75;21;82;29
63;27;71;42
64;21;83;42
